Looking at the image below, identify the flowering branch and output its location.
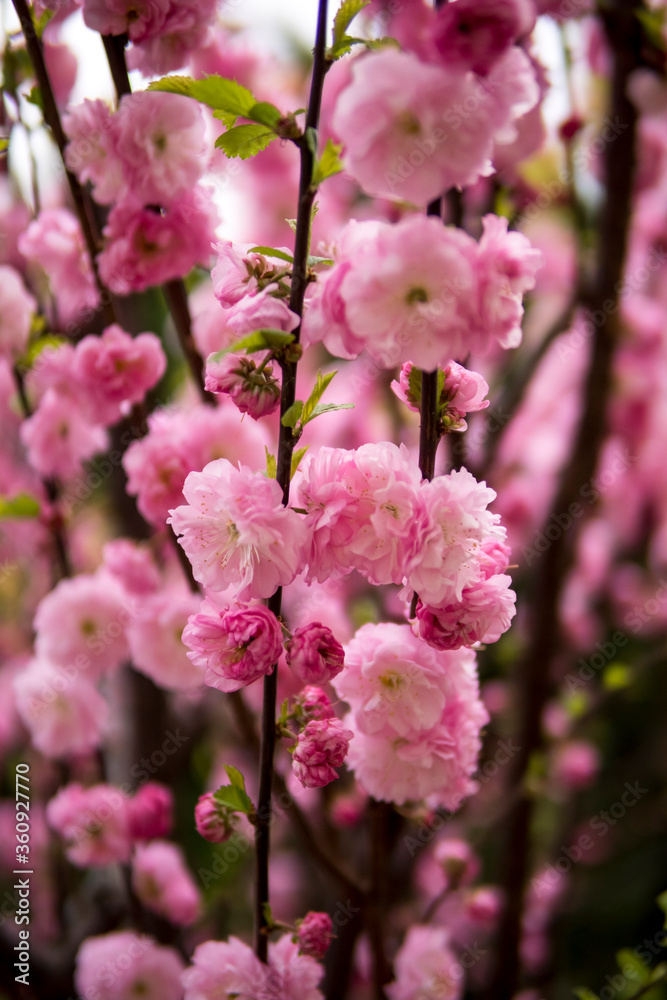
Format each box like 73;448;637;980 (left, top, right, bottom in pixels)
255;0;330;962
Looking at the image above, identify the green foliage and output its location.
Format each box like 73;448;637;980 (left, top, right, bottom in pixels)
212;766;255;819
329;0;370;57
265;448;277;479
312;138;344;187
0;494;41;519
573;989;600;1000
0;137;8;153
209;329;295;361
249;246;294;264
291;445;309;479
302;370;337;425
215;124;277;159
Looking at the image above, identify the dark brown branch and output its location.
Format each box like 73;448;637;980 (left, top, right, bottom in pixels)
486;5;641;998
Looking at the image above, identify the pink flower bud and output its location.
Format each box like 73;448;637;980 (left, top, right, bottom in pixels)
205;352;281;420
286;623;345;685
194;792;234;843
128;783;173;841
292;718;353;789
551;740;601;791
299;686;335;720
433;838;480;889
182;600;283;693
296;911;334;959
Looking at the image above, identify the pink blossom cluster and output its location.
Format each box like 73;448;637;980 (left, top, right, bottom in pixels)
392;360;490;431
333;623;489;807
303;214;542;370
332;6;541;206
0;265;36;359
210;240;300;339
182;934;324;1000
205;352;281;420
386;924;463;1000
75;931;185;1000
82;0;218;75
291;717;353;789
63;93;215;293
19;325;165;479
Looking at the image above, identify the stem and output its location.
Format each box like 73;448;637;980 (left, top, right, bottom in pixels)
11;0;115;324
486;5;641;997
367;799;393;1000
253;0;330;961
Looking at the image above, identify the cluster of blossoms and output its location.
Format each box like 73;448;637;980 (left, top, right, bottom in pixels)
18;324;166;480
63;90;216;293
302;213;542;370
392;359;491;432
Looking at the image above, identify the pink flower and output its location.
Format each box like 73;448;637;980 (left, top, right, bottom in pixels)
63;98;124;205
123;402;268;526
433;0;536;76
392;361;490;431
416;574;517;649
474;213;543;351
18;208;99;328
73;324;166;424
127;588;205;691
20;389;108;479
98;191;216;295
335;624;488;808
194;791;234;843
267;934;325;1000
182;599;283;692
75;931;185;1000
386;925;463;1000
13;658;109;759
125;0;218;74
551;740;601;791
299;686;335;720
225;287;300;338
132;840;201;926
286;623;345;685
292;718;353;789
0;265;35;358
128;783;174;841
34;571;133;679
205;352;281;420
212;241;284;308
169;459;310;599
297;911;334;959
81;0;168;41
406;467;506;607
102;539;160;595
434;838;481;889
181;937;267;1000
46;783;132;866
114;92;207;205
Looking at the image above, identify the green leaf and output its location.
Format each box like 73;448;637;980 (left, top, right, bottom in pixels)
247;101;282;129
301;370;337;426
307;402;354;421
215;123;277;159
213;784;254;815
602;662;632;691
281;400;304;430
637;8;666;52
573;989;600;1000
148;74;256;117
616;950;650;985
332;0;370;46
265;447;277;479
286;218;298;232
0;138;8;154
209;329;295;360
291;445;310;479
249;246;294;264
407;365;422;407
0;494;41;519
25;85;43;111
312;138;344;187
224;764;247;791
308;255;334;266
35;8;55;37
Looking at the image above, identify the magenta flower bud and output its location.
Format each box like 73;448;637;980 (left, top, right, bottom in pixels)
194;792;234;843
299;686;335;720
182;600;284;693
286;623;345;685
292;718;353;789
205;352;280;420
296;911;334;959
128;783;174;841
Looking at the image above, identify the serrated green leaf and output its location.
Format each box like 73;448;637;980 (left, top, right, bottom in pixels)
312;138;344;187
407;365;422;407
0;494;41;519
248;101;282;129
573;989;600;1000
332;0;370;45
301;370;337;426
224;764;247;791
291;445;309;479
249;246;294;264
361;35;400;50
209;329;295;361
265;447;277;479
307;402;354;421
616;949;651;985
215;124;277;159
281;400;304;430
148;74;256;115
213;785;254;814
328;34;358;60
